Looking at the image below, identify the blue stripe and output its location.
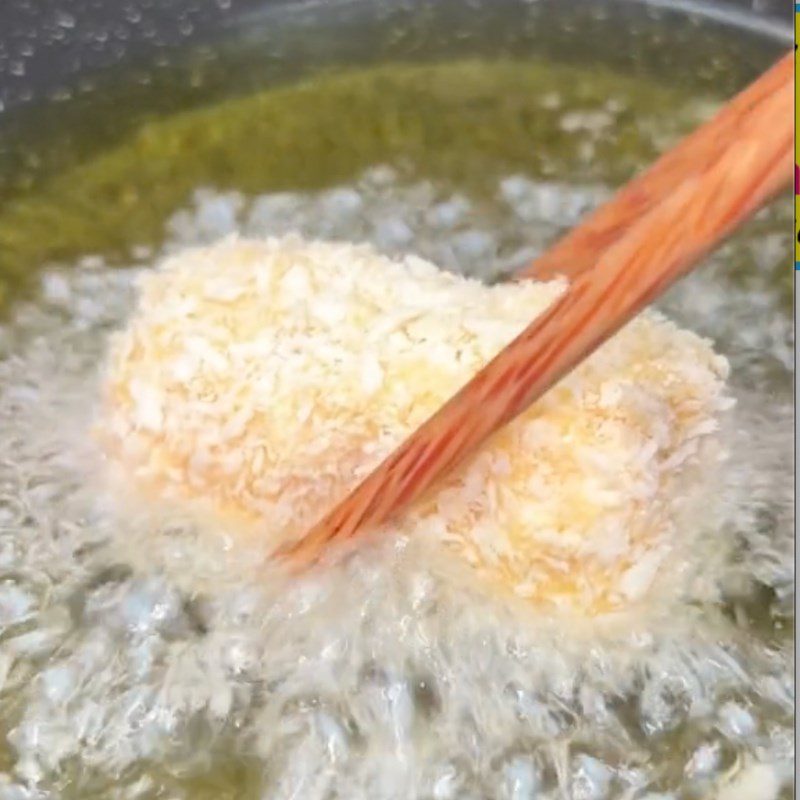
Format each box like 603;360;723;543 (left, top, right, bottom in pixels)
795;261;800;271
795;3;800;10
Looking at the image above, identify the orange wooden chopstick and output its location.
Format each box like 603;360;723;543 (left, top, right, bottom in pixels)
276;51;792;569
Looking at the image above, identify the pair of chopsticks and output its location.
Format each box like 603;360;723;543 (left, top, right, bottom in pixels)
277;52;793;568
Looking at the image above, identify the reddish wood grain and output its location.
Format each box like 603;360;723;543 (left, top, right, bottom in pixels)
276;52;792;569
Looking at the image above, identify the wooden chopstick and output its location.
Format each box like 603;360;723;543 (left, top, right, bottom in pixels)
276;52;792;569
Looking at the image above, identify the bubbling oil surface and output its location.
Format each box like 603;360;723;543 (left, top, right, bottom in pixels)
0;161;792;799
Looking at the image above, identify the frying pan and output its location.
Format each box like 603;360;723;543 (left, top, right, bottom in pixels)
0;0;791;177
0;2;792;797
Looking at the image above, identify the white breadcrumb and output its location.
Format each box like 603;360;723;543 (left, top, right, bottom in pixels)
96;235;732;612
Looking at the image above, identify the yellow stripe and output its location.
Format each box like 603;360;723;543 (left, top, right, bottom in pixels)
795;17;799;261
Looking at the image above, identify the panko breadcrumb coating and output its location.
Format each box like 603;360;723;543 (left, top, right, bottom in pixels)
97;236;731;611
